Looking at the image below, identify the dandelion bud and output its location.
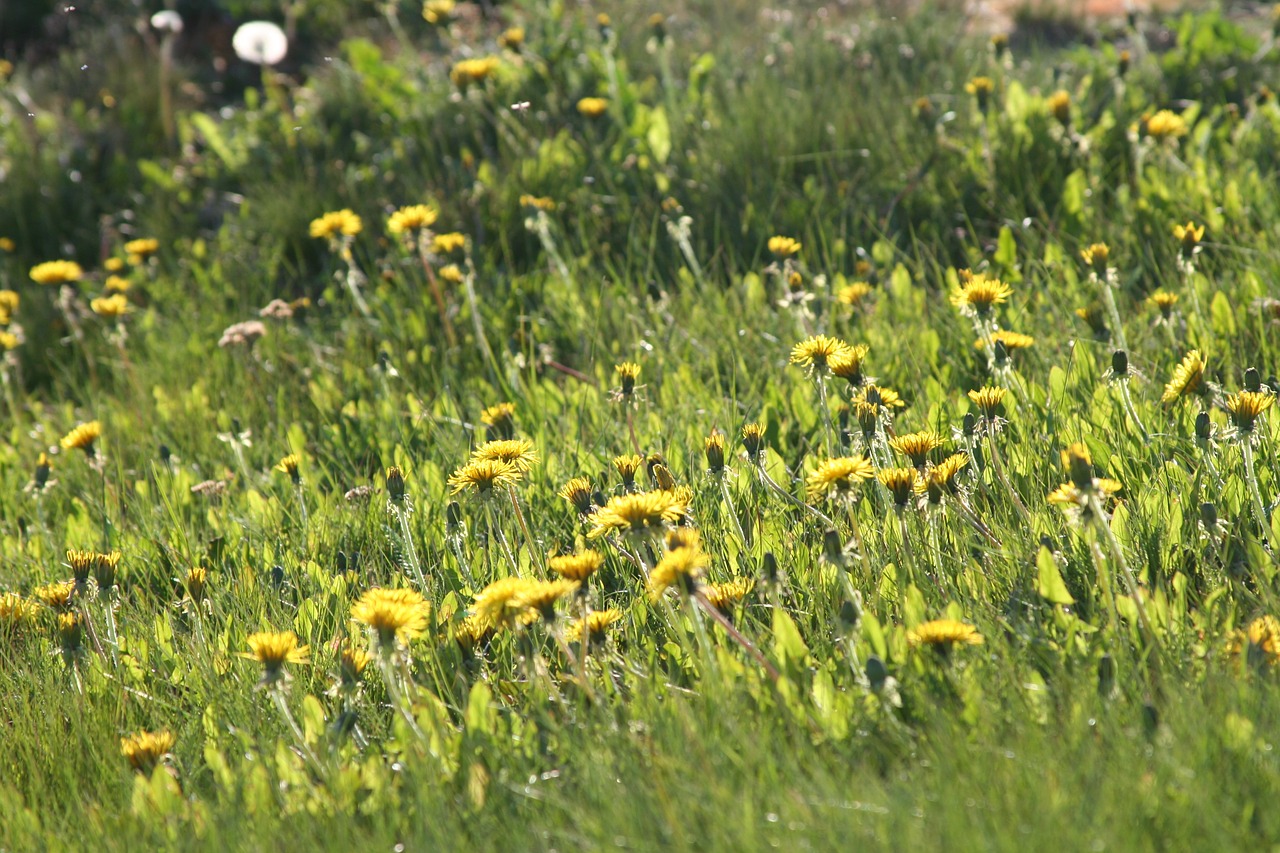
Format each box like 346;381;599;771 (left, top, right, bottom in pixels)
866;655;889;691
1245;367;1262;393
761;551;779;583
822;528;845;565
446;501;463;534
1111;350;1129;379
1063;444;1094;491
1200;502;1219;529
839;598;861;629
615;362;641;397
1142;703;1159;738
962;412;977;438
34;453;51;490
1194;411;1212;443
185;567;208;602
741;422;766;458
386;466;406;503
270;565;285;587
1097;654;1115;698
704;433;726;474
1117;50;1130;77
649;12;667;41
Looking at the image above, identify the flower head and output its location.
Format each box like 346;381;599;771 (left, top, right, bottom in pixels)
499;27;525;49
30;260;83;286
480;402;517;439
806;456;875;502
768;236;802;258
516;579;579;623
951;271;1012;317
352;587;431;649
90;294;130;318
917;452;969;504
588;489;688;539
241;630;309;684
1144;109;1187;140
61;421;102;456
1226;390;1274;434
232;20;288;65
790;335;851;370
471;438;538;472
0;593;39;638
451;56;500;86
741;422;767;458
828;343;871;387
275;453;302;484
704;432;726;474
703;578;755;612
649;543;711;598
1173;221;1204;255
1149;291;1179;319
448;459;520;496
878;467;919;508
836;282;874;308
614;362;642;397
976;330;1034;352
558;477;595;515
1046;90;1071;125
565;609;623;645
387;204;437;236
967;386;1006;419
888;430;944;467
908;619;984;650
422;0;455;24
121;730;175;774
310;209;362;240
965;76;996;110
1080;243;1110;276
124;238;160;262
432;232;467;255
472;578;538;631
577;97;609;118
548;550;604;582
1161;350;1206;403
34;581;75;611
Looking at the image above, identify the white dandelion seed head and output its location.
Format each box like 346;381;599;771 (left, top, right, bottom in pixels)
233;21;288;66
150;10;184;33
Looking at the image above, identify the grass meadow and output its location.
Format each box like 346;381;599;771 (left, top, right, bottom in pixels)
4;0;1280;849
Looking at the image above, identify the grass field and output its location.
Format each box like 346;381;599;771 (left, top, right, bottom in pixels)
4;1;1280;849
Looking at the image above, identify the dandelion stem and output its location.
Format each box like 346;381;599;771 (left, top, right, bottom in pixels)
719;475;752;551
393;504;429;593
1097;272;1129;353
693;590;781;683
270;687;326;777
1117;380;1151;444
985;431;1032;523
1241;439;1272;544
1088;494;1165;662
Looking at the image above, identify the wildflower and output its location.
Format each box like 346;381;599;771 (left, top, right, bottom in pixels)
1161;350;1206;403
648;457;676;491
310;209;363;240
451;56;500;87
499;27;525;49
520;194;556;212
479;402;517;439
0;289;17;314
124;238;160;262
385;466;406;503
517;579;579;623
30;260;84;286
1229;616;1280;666
565;609;623;645
387;204;438;236
610;454;642;490
836;281;874;308
965;76;996;111
34;581;75;611
588;489;688;539
90;294;130;318
1173;221;1204;255
548;550;604;583
577;97;609;118
917;452;969;505
0;331;19;351
975;330;1034;351
121;730;176;774
967;386;1006;419
1047;90;1071;125
0;593;39;638
104;257;125;272
67;550;120;591
889;430;944;467
1149;291;1179;319
854;384;905;412
335;641;371;691
61;421;102;456
704;432;726;474
879;467;918;508
908;619;984;649
471;439;538;472
232;21;288;65
1117;49;1131;76
1225;391;1274;434
1144;109;1187;140
790;335;851;370
422;0;454;24
615;361;642;397
1049;445;1123;512
58;611;84;660
768;236;802;258
241;631;309;684
741;422;767;458
648;544;711;598
951;271;1012;318
218;320;267;348
104;276;131;294
351;587;431;649
559;477;595;515
828;344;871;387
448;459;521;497
703;578;755;612
472;578;538;630
806;456;875;502
1080;243;1110;276
184;567;209;603
432;232;467;255
275;453;302;485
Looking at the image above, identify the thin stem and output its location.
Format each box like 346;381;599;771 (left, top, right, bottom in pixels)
986;431;1032;523
393;504;429;593
718;475;751;551
1241;439;1272;544
693;590;781;683
1097;272;1129;352
270;687;326;776
1117;381;1151;445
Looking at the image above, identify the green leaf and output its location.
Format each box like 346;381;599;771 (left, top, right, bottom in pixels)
1036;546;1075;605
646;106;671;164
465;681;495;734
771;609;809;666
994;225;1019;278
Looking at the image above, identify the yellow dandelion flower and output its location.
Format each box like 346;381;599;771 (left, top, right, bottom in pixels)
0;331;18;351
472;577;538;630
275;453;302;484
438;264;463;285
1080;243;1110;275
184;567;209;602
1161;350;1205;403
479;402;517;438
704;432;726;474
241;630;310;683
34;581;76;611
90;293;130;318
1225;390;1274;434
965;76;996;110
588;489;687;539
30;260;84;286
975;330;1034;351
337;641;371;687
520;194;556;212
577;97;609;118
104;257;125;272
1048;478;1123;508
1149;291;1179;317
967;386;1006;418
908;619;984;649
432;231;467;254
0;592;39;636
121;730;175;773
351;587;431;648
1144;109;1187;140
854;384;905;411
703;578;755;612
768;235;802;258
516;579;579;623
741;422;767;457
613;453;644;488
1046;90;1071;124
878;467;919;507
61;421;102;455
448;459;520;496
1173;221;1204;253
648;545;711;598
917;452;969;504
0;237;13;252
104;275;131;294
615;361;642;395
309;209;363;240
558;477;595;514
0;289;18;314
548;550;604;582
471;438;538;472
836;281;874;307
806;456;875;502
124;238;160;260
451;56;500;86
499;27;525;49
565;609;623;645
888;430;944;467
951;271;1012;317
387;204;438;235
828;343;870;386
1230;616;1280;665
422;0;455;24
790;335;852;369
